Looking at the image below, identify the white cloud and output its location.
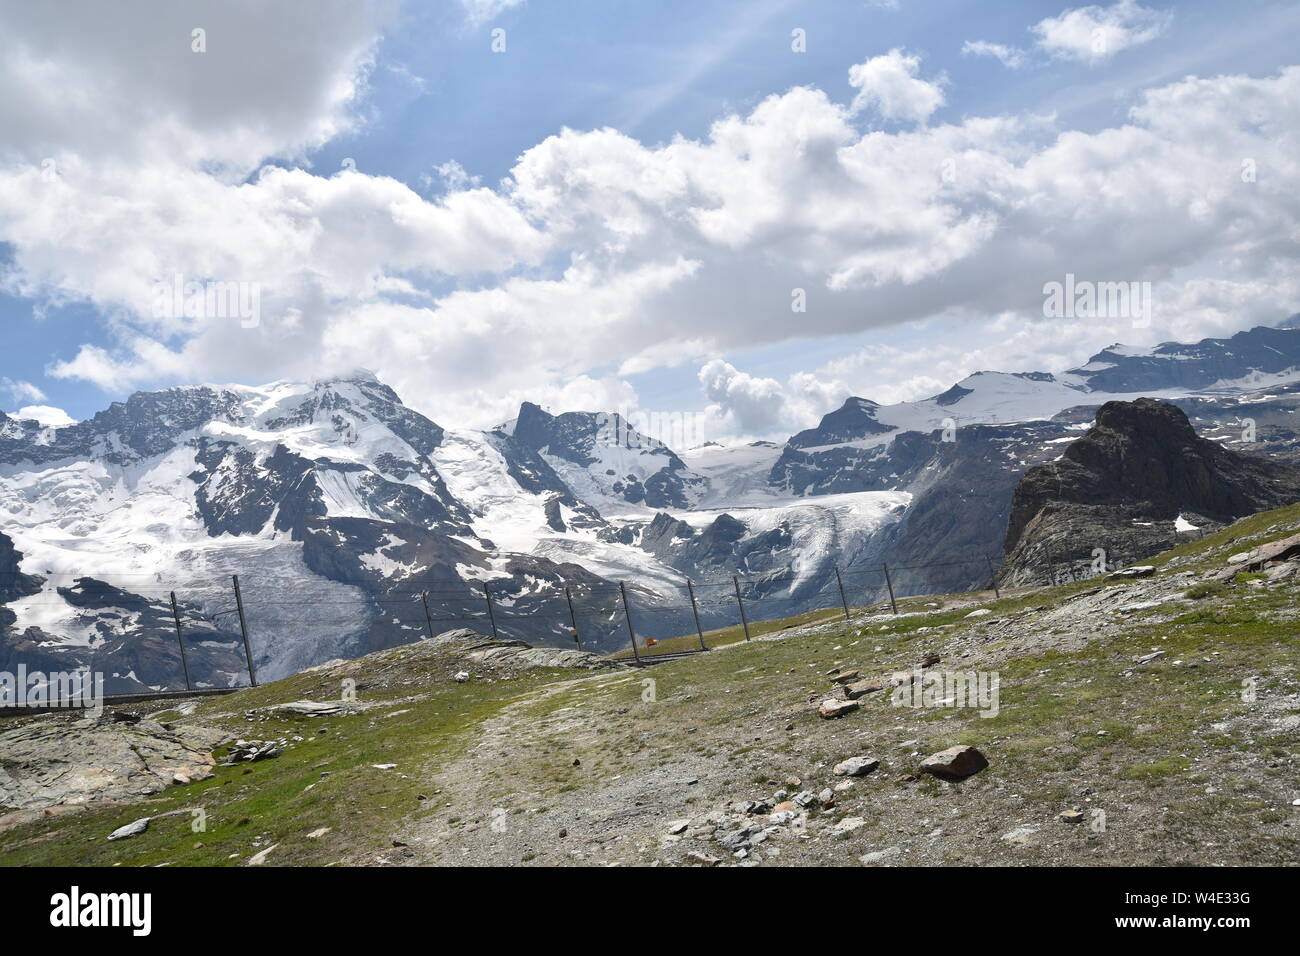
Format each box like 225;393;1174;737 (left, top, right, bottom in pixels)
1;378;47;404
1032;0;1172;64
847;49;947;124
14;405;76;428
0;3;1296;440
698;359;850;438
0;1;384;175
459;0;525;26
962;40;1028;70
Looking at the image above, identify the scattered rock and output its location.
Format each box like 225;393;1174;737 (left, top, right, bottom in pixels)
1001;826;1038;845
107;817;150;841
964;608;992;618
1108;565;1155;580
830;669;861;684
667;819;690;835
275;700;350;717
832;756;880;777
833;816;866;835
1135;651;1166;665
860;846;901;864
247;844;278;865
306;827;331;839
453;671;470;683
224;739;287;764
845;679;884;699
686;850;721;867
1059;810;1085;824
818;699;860;719
919;745;989;781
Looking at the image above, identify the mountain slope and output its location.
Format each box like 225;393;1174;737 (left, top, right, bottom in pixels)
999;399;1300;585
5;323;1300;689
5;501;1297;867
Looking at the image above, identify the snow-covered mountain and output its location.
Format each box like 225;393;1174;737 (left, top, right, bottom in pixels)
4;321;1300;691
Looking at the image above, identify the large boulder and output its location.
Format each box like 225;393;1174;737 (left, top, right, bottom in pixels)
919;745;989;781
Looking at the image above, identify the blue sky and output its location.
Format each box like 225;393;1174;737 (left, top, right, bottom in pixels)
2;0;1299;438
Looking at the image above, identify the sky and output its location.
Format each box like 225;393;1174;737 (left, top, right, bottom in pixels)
1;0;1299;441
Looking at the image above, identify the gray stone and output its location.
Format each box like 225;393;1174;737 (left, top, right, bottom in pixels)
919;745;989;781
832;756;880;777
107;817;150;841
0;716;225;812
818;698;859;719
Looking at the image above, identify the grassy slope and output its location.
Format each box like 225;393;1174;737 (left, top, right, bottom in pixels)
2;506;1298;866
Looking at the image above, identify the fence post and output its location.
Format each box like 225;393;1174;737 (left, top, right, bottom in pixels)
565;586;581;650
232;574;258;687
619;582;641;662
733;575;752;641
687;579;707;650
170;591;193;691
834;566;851;623
420;591;435;640
985;555;1001;600
881;563;899;616
482;582;500;640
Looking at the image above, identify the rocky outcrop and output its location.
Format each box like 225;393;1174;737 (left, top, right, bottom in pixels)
0;715;227;815
1000;399;1300;585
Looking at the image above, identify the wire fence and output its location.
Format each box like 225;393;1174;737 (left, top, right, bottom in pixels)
0;544;1142;695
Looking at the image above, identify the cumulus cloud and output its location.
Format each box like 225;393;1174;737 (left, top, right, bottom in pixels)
0;1;1296;438
847;49;947;124
0;1;384;174
1032;0;1172;64
698;359;850;439
13;405;76;428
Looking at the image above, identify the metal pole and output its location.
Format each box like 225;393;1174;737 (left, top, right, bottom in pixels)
565;586;581;650
733;575;751;641
986;555;1001;600
834;566;851;622
619;582;641;662
882;563;898;616
687;580;707;650
421;591;435;640
232;574;258;686
482;582;500;640
170;591;193;691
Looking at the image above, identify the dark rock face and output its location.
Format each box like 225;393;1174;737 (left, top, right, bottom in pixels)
1000;399;1300;585
0;571;248;695
875;422;1069;597
0;532;42;605
1068;325;1300;393
786;397;895;450
509;402;704;508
